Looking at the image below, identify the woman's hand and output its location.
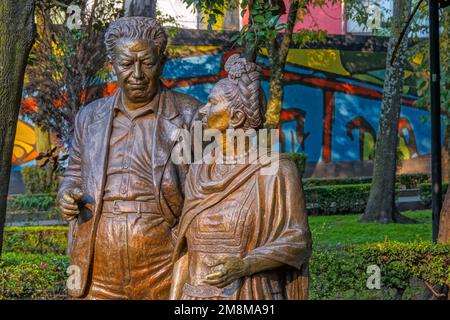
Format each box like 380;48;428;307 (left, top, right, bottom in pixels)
203;257;250;288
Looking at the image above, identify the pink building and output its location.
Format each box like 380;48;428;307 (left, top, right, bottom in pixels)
242;0;389;35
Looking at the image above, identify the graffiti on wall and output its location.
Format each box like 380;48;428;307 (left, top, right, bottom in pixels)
14;43;434;168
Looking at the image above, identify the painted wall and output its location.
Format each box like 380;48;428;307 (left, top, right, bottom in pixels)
14;40;434;171
242;0;345;35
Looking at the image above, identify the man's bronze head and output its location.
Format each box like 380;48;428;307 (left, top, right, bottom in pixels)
105;17;167;108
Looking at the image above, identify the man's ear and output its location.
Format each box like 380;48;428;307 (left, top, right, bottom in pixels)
159;53;167;74
230;109;246;129
108;55;116;75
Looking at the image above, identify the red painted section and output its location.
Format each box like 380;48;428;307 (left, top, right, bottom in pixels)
322;90;334;162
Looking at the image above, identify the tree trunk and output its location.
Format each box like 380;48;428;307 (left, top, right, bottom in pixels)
440;8;450;246
124;0;157;18
361;0;414;223
264;0;299;128
0;0;36;255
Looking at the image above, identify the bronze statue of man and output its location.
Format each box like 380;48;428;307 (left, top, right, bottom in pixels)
57;17;201;299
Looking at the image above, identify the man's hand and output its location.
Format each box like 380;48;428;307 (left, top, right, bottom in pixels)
59;187;83;221
203;257;250;288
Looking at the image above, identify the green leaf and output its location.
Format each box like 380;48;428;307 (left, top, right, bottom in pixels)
253;15;265;23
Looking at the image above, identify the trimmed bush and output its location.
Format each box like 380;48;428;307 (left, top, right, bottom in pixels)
304;173;430;189
0;253;68;300
304;177;372;187
396;173;430;190
21;166;58;194
1;242;447;300
305;184;371;215
310;242;450;300
419;183;449;207
3;226;68;255
7;193;57;212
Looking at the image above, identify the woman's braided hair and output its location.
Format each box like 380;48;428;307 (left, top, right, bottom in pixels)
217;54;266;129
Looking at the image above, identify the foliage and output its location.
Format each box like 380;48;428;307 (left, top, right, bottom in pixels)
2;226;68;255
396;173;431;189
303;173;430;189
0;253;68;300
310;210;431;247
408;3;449;115
305;184;371;215
310;241;450;300
24;0;123;147
286;152;307;177
304;176;372;187
7;193;57;212
180;0;336;127
21;166;59;194
418;183;449;207
2;239;447;300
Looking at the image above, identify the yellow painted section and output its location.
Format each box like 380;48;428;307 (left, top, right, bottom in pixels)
260;48;350;76
12;120;37;165
167;45;220;57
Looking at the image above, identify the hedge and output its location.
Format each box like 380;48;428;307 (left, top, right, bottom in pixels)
305;184;371;215
1;242;448;300
7;193;57;212
2;226;68;255
0;253;69;300
311;241;450;300
304;173;430;189
418;183;449;207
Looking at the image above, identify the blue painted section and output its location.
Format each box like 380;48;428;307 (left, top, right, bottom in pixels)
163;54;223;78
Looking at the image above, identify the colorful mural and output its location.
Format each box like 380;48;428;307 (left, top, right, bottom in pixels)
15;41;435;169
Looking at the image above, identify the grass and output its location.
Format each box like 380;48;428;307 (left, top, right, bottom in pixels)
309;210;432;247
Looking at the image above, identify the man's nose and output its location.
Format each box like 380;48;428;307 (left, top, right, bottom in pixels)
132;62;143;79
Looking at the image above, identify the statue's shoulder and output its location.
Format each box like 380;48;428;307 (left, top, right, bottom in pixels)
170;90;202;106
165;89;203;124
168;90;202;111
76;95;115;123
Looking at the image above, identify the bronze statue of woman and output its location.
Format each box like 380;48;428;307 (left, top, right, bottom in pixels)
170;54;312;300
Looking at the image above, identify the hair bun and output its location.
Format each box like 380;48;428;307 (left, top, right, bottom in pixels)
224;54;248;83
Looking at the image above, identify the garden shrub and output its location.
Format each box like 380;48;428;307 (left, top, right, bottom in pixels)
304;173;430;189
21;166;58;194
1;241;447;300
0;253;68;300
305;184;371;215
304;177;372;187
418;183;449;207
310;242;450;300
3;226;68;255
396;173;430;190
7;193;57;212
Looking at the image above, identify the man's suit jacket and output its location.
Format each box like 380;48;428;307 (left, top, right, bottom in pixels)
57;88;201;297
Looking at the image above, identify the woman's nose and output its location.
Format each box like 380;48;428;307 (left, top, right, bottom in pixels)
199;104;210;117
